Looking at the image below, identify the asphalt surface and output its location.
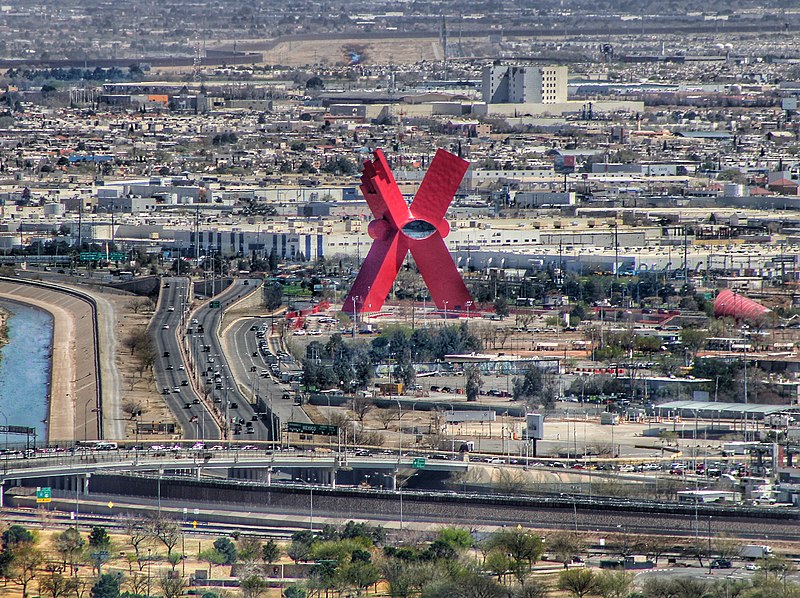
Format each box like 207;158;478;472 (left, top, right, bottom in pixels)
151;277;220;440
225;316;311;426
188;278;275;441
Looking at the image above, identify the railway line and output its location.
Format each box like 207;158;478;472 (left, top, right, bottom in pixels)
8;484;800;544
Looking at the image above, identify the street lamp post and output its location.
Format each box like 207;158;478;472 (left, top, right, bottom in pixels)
0;410;7;450
352;295;359;338
147;548;152;597
396;398;404;529
83;398;95;441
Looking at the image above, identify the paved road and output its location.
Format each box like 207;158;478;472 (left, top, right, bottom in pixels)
151;277;220;440
188;278;275;441
225;316;311;425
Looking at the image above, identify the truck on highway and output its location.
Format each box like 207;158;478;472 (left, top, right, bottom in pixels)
740;544;772;559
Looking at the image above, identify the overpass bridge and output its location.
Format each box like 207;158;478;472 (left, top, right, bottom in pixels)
0;449;468;505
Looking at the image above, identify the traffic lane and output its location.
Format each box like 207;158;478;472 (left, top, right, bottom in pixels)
192;280;269;440
167;277;220;439
152;279;217;440
227;317;309;424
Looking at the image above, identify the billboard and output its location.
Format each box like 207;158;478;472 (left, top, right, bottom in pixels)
445;410;497;423
526;413;544;440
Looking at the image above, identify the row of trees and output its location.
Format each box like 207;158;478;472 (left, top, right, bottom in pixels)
301;324;483;392
0;519;185;598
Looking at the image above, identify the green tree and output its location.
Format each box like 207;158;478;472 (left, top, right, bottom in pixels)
287;539;311;564
681;327;708;362
284;585;307;598
88;526;111;549
342;560;380;597
512;365;543;403
486;527;544;585
437;528;473;553
595;570;633;598
54;527;85;574
236;536;262;564
90;572;121;598
2;525;35;549
240;574;269;598
263;283;283;310
262;539;280;565
465;365;483;402
199;547;228;577
547;532;585;565
213;537;238;564
494;297;509;319
558;568;597;598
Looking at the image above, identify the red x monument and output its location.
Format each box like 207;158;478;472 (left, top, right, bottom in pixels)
343;148;472;315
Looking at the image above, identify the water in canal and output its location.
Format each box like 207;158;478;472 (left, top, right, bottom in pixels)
0;300;52;443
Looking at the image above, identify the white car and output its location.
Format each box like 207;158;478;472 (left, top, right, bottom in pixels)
162;324;170;330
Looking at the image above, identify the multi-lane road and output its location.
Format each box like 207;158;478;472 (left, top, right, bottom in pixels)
225;316;311;426
151;277;220;440
187;278;278;441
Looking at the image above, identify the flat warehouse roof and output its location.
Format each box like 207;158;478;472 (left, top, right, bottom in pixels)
655;400;800;415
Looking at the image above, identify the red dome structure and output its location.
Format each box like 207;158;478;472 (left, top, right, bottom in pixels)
713;289;770;321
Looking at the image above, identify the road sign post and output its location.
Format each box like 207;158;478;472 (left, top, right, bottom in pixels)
412;458;426;469
79;252;126;262
287;422;338;436
36;487;51;503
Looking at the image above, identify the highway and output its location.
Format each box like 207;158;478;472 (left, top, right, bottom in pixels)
187;278;276;441
151;277;220;440
224;316;311;426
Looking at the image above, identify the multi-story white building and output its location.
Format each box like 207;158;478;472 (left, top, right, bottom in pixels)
482;63;568;104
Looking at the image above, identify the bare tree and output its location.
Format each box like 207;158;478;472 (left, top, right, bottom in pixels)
38;567;78;598
122;399;146;420
496;327;514;350
126;298;154;315
158;572;186;598
11;545;44;598
127;572;149;596
147;516;181;558
376;408;400;430
122;327;150;355
348;396;373;423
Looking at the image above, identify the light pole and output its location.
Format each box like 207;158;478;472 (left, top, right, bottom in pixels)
83;398;95;441
444;301;448;321
396;398;404;529
0;409;7;450
352;295;359;338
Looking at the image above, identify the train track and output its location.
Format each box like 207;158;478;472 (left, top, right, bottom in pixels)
13;476;800;544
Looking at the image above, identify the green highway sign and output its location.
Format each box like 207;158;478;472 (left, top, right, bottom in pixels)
79;252;126;261
209;300;221;308
287;421;338;436
36;487;51;503
412;458;426;469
